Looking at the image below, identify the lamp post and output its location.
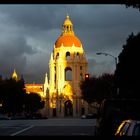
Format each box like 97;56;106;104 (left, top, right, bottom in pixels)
96;52;117;69
96;52;119;95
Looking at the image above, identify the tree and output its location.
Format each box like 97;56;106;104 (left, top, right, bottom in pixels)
125;3;140;11
80;73;116;104
0;76;45;117
0;78;26;115
24;92;45;115
115;32;140;98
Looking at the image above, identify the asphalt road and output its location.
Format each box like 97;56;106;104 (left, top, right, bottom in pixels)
0;118;96;136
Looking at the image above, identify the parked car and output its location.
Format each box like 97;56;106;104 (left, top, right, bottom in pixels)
10;115;27;120
0;114;10;120
95;99;140;136
115;120;140;136
81;113;97;119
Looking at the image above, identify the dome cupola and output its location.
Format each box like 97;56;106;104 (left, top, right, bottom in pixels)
55;14;82;48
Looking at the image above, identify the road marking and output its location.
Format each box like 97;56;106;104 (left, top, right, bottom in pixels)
10;125;34;136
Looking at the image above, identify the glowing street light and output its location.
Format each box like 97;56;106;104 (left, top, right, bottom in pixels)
85;74;90;80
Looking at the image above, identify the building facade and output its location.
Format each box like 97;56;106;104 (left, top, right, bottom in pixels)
11;69;45;100
25;84;45;99
44;15;89;118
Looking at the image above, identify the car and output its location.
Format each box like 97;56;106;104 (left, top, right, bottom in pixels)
115;120;140;136
95;99;140;136
81;115;86;119
81;113;97;119
10;115;27;120
0;114;10;120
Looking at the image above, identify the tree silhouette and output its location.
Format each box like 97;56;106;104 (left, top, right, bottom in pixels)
24;92;45;116
125;3;140;11
0;78;26;115
0;77;45;117
80;73;115;104
115;32;140;98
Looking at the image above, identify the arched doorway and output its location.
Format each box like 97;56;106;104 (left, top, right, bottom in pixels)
64;100;73;117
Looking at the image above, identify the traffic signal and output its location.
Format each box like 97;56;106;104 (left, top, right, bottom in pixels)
85;74;89;80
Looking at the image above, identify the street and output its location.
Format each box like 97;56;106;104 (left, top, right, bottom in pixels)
0;118;96;136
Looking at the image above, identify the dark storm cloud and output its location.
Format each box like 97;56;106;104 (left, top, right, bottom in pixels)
0;34;37;78
0;35;36;56
74;5;140;55
0;5;140;82
88;57;115;77
23;50;50;83
0;5;70;33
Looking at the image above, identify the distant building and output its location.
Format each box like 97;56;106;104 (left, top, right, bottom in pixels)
25;84;45;99
12;69;18;81
11;69;45;100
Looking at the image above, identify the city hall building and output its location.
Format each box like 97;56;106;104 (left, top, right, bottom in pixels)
11;15;89;118
43;15;89;118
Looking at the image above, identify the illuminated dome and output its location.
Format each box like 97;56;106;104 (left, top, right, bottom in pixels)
55;14;82;48
55;35;81;48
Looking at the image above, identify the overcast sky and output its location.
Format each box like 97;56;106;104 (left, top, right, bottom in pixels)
0;4;140;83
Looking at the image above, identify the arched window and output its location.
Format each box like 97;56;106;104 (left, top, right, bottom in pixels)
67;26;69;31
65;67;72;81
77;52;80;59
66;52;70;60
56;53;59;59
64;25;66;30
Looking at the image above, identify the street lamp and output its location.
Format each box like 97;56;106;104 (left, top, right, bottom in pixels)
96;52;119;95
96;52;118;69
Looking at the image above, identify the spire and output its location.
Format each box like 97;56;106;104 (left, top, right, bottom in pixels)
12;69;18;81
62;14;74;35
45;73;49;86
44;73;49;96
66;13;69;19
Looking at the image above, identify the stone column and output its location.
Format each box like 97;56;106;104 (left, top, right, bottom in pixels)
58;95;65;118
73;98;76;117
61;99;64;117
73;95;79;118
56;97;59;117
